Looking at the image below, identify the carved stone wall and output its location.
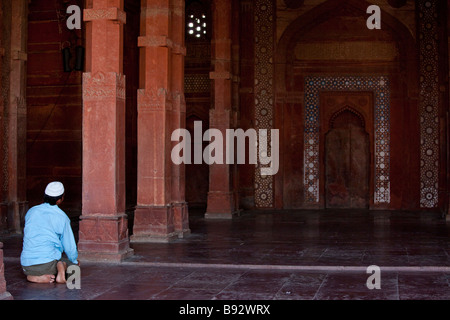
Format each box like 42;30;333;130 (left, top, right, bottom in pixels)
254;0;275;208
417;0;440;208
304;76;391;205
26;0;83;215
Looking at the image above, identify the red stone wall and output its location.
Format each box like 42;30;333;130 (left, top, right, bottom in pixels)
26;0;83;215
26;0;140;218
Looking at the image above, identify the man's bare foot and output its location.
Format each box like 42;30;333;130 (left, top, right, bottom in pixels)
56;261;67;284
27;274;55;283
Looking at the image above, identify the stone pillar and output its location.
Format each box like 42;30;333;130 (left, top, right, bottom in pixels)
170;0;190;237
447;0;450;221
0;0;13;301
205;0;237;219
131;0;179;242
237;0;255;210
77;0;133;261
0;0;6;231
1;0;28;233
231;0;240;212
0;243;12;300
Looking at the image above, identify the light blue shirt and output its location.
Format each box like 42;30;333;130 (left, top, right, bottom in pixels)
20;203;78;266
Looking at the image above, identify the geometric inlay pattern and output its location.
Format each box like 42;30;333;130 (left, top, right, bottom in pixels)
254;0;274;207
304;76;391;204
417;0;439;208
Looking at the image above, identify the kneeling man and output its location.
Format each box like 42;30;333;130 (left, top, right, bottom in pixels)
20;181;79;284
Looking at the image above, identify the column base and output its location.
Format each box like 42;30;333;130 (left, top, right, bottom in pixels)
0;243;12;300
130;205;178;243
205;212;235;219
205;191;237;220
173;202;191;238
78;247;134;262
77;213;133;262
130;233;178;243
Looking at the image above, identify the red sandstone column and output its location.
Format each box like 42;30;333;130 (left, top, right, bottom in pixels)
238;0;255;209
170;0;190;237
0;0;13;301
447;1;450;220
0;0;6;231
5;0;28;232
205;0;237;219
231;0;241;212
0;243;12;300
131;0;177;242
77;0;133;261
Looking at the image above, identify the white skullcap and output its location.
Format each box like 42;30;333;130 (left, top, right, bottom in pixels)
45;181;65;197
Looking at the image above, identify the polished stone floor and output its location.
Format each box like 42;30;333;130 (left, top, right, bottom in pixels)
1;209;450;301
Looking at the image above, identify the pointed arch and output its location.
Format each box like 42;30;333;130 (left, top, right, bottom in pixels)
273;0;420;210
329;105;366;130
274;0;418;94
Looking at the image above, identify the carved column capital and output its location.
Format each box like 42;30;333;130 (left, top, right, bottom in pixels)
83;7;126;24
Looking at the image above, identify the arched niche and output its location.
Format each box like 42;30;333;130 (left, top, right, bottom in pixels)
274;0;418;94
325;107;370;209
273;0;420;210
329;106;366;130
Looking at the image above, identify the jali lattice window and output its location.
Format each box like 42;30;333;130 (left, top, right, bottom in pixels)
186;1;208;39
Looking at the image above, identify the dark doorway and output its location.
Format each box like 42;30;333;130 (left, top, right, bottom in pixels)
325;110;370;209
